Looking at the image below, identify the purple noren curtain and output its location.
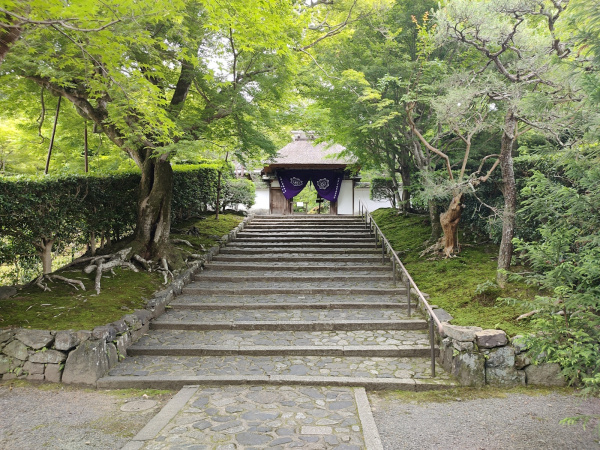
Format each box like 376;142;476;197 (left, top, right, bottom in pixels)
311;170;343;202
277;170;311;200
277;169;344;202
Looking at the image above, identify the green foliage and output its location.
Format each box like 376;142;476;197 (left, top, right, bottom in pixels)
171;164;221;221
504;149;600;392
0;172;138;281
220;178;255;212
370;208;532;336
370;178;397;207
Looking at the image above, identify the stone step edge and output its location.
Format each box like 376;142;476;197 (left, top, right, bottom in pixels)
181;288;407;295
169;302;411;310
127;345;434;358
232;238;376;242
150;319;427;332
204;264;391;271
219;247;380;252
221;246;379;250
214;256;385;261
193;275;394;282
97;375;454;391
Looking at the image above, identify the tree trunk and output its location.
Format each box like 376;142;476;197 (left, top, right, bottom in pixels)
45;95;61;175
37;238;55;274
440;194;464;258
399;165;411;215
497;110;518;286
390;174;401;210
134;155;173;259
428;200;442;242
0;14;21;66
89;231;96;256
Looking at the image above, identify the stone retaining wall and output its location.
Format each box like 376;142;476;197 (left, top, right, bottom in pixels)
0;215;253;387
416;297;566;387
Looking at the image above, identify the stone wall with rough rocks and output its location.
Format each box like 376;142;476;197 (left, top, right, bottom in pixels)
416;297;566;388
0;215;254;387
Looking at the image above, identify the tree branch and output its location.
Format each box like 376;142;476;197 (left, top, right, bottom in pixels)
0;7;121;32
406;103;454;180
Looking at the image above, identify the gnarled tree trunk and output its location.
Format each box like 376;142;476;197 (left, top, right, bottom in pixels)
134;154;173;259
440;194;464;258
497;110;518;286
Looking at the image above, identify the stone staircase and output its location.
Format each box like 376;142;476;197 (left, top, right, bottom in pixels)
98;215;454;391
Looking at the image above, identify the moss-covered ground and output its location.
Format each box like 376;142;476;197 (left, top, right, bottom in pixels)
373;385;574;403
0;212;244;331
371;208;535;336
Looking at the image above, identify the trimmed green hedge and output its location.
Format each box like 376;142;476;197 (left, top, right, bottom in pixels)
0;163;245;283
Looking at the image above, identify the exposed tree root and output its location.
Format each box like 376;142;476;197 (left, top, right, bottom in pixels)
517;310;540;321
172;238;194;248
83;247;140;294
157;257;173;285
35;274;86;292
419;239;446;259
133;254;152;271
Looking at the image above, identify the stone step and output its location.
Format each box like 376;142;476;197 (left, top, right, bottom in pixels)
151;320;426;332
237;232;371;239
194;274;394;283
99;355;454;391
213;255;385;263
170;291;406;309
204;263;391;271
251;217;363;222
245;225;369;231
218;247;381;255
130;330;429;350
170;294;409;310
233;237;375;243
154;308;416;323
127;329;430;356
182;285;406;296
222;242;378;249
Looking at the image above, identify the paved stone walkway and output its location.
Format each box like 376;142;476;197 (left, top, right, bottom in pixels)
99;215;454;448
123;385;379;450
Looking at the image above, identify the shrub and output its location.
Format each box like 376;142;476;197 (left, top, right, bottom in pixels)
220;178;255;211
370;177;397;208
0;164;221;283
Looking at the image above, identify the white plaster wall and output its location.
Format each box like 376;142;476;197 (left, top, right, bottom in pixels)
337;180;354;215
353;188;392;213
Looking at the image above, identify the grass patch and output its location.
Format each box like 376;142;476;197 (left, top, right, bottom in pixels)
171;212;244;251
0;212;244;331
0;268;163;331
371;208;536;336
372;385;576;403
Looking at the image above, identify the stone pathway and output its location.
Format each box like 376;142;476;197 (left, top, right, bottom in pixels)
123;385;378;450
98;215;454;448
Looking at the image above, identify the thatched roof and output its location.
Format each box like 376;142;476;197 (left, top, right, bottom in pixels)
263;131;353;173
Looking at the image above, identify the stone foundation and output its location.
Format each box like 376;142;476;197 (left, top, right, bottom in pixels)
417;298;566;388
0;215;253;387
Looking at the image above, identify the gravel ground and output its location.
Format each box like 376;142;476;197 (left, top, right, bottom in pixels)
370;390;600;450
2;382;599;450
0;383;173;450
